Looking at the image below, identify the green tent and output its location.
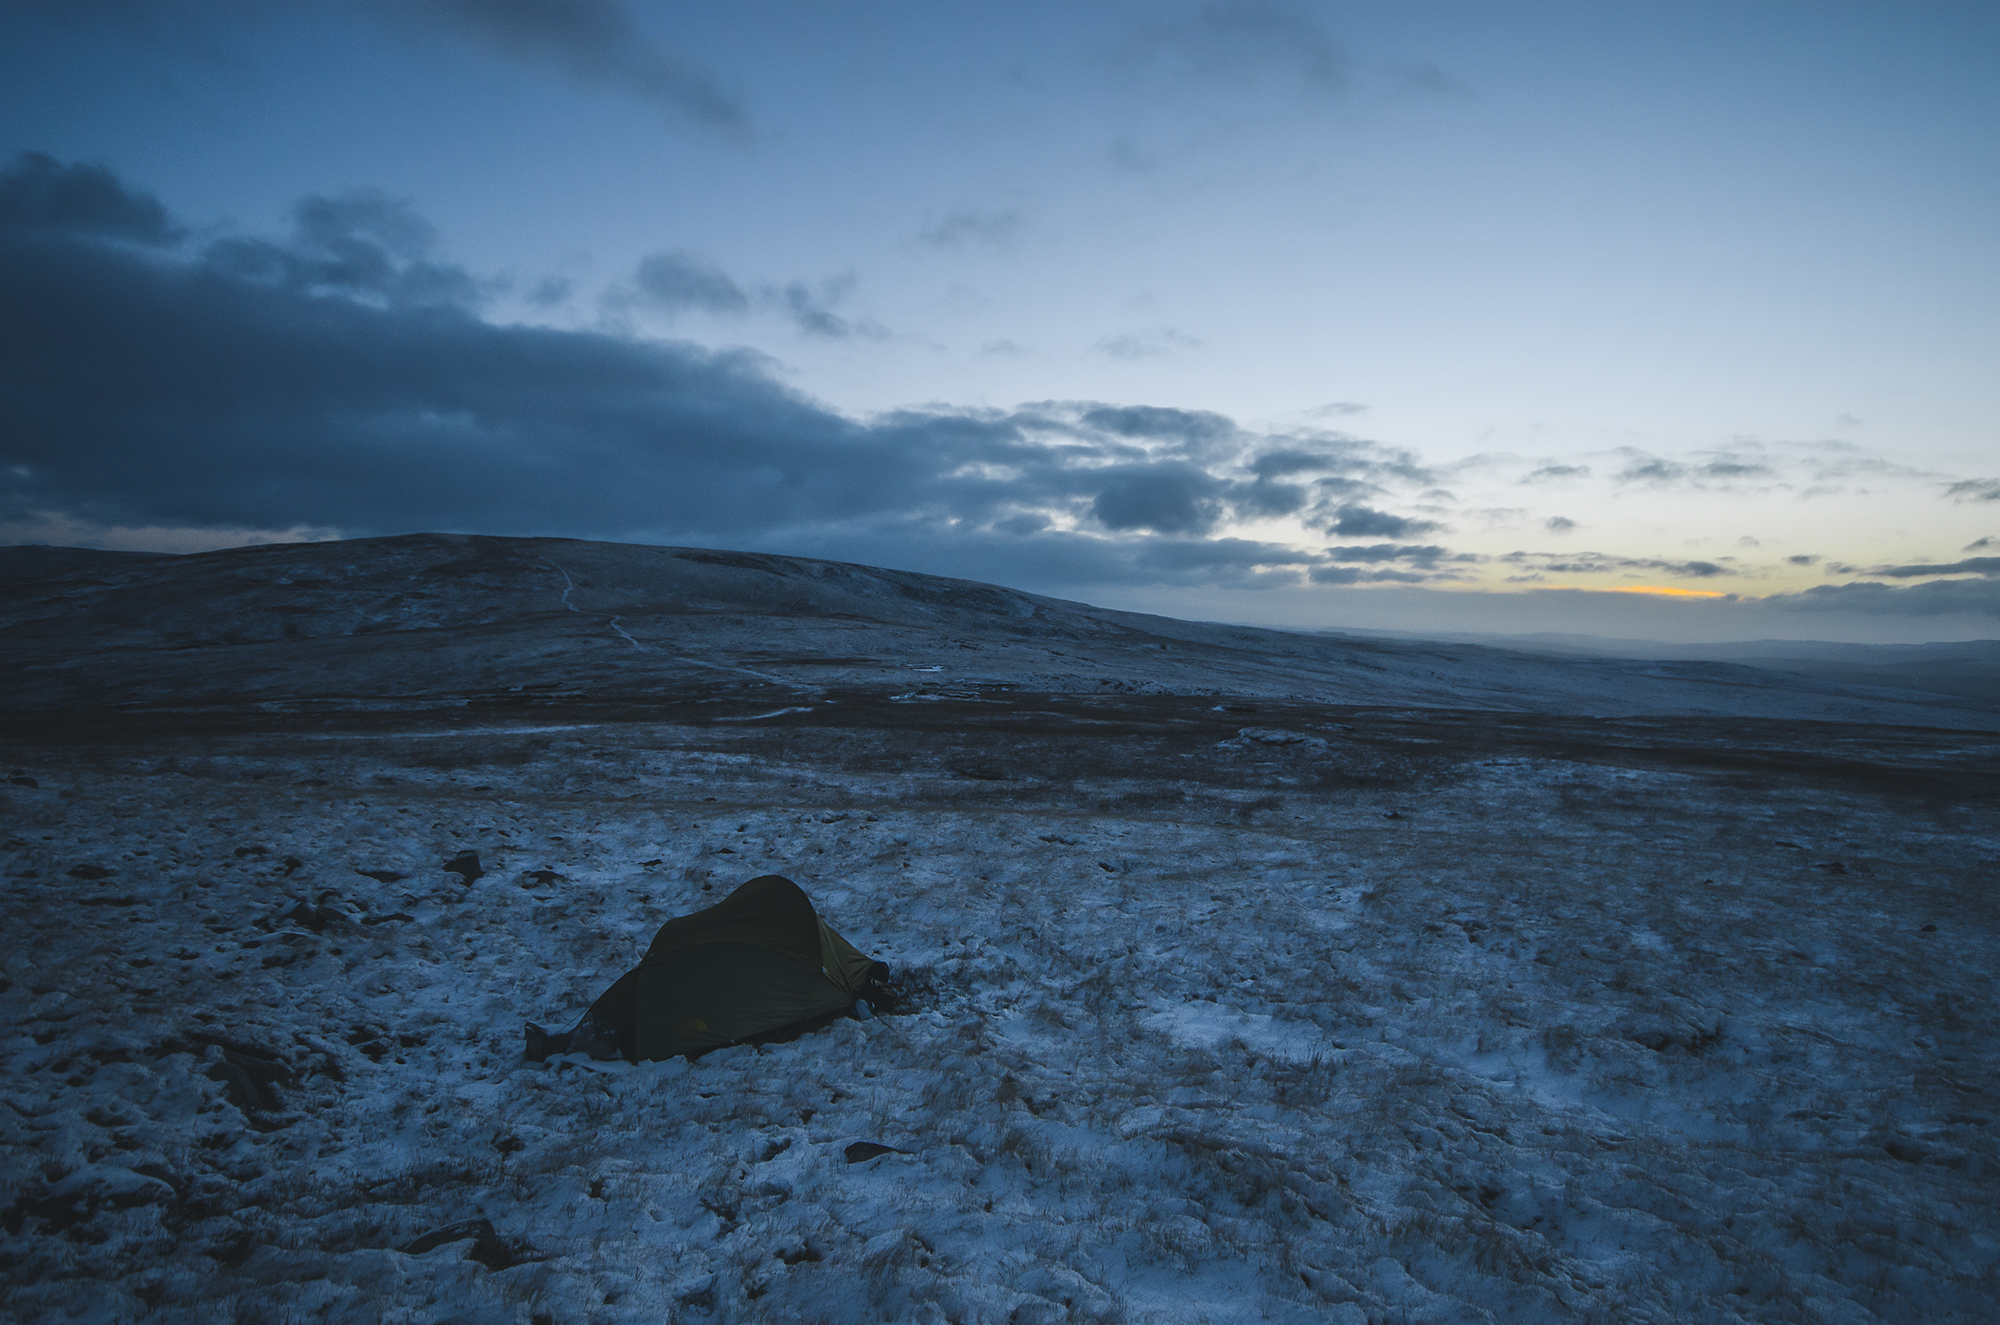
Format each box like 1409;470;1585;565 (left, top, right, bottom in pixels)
543;875;884;1062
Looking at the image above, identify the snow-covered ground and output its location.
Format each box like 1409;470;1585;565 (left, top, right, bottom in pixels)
4;704;1995;1323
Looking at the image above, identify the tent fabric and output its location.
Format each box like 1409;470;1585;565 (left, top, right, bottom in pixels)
583;875;881;1062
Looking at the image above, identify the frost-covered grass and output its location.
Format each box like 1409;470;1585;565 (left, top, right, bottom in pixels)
2;715;1995;1323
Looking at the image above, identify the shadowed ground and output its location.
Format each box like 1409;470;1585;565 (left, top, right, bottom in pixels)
1;537;1995;1322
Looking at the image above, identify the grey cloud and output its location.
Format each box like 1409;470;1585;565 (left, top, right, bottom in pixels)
1788;554;1818;565
1868;557;2000;580
1116;2;1346;96
617;255;878;336
392;0;747;133
1253;449;1343;479
1701;459;1771;479
526;276;573;307
1327;506;1440;539
1089;466;1223;535
1131;537;1317;572
0;154;1460;601
777;276;883;340
1946;478;2000;502
1310;565;1431;585
1545;516;1576;532
0;151;176;244
918;209;1025;250
1618;458;1688;484
1310;476;1377;499
1391;62;1474;98
1770;579;2000;617
1966;537;1995;551
1229;478;1308;518
631;250;749;315
1522;464;1590;483
1500;551;1736;579
204;190;485;311
1083;405;1235;449
1325;543;1464;568
1094;327;1200;359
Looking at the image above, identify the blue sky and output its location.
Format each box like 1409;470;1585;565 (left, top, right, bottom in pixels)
3;1;1997;641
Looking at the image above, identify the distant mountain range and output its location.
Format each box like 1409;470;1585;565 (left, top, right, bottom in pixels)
1323;628;2000;704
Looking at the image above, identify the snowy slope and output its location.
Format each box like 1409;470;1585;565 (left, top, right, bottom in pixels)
4;534;1996;729
2;537;1996;1323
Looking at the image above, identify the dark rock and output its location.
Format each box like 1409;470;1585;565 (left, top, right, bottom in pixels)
523;869;563;887
67;864;113;880
234;846;268;858
283;901;334;933
361;911;416;926
282;855;304;875
398;1218;530;1270
843;1141;908;1163
443;851;484;884
204;1046;293;1115
356;869;405;883
9;776;38;788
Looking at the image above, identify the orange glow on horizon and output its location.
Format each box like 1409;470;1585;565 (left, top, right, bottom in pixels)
1534;584;1732;599
1606;585;1729;598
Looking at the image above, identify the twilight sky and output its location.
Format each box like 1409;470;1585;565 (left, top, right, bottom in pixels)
3;0;1997;642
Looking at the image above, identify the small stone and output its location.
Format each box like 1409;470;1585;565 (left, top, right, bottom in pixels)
442;851;484;884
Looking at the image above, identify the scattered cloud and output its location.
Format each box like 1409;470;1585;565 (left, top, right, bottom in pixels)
778;276;882;339
1082;405;1235;450
1769;579;2000;617
1866;557;2000;580
1324;543;1472;570
1309;565;1431;585
1967;536;1996;551
1093;327;1201;359
1521;464;1589;483
1617;457;1688;484
6;152;1982;627
629;250;748;315
1389;62;1474;98
1325;506;1440;539
0;153;1447;595
1107;136;1160;172
1946;478;2000;502
526;275;573;307
917;209;1025;250
1500;551;1735;579
385;0;747;134
0;150;177;244
979;339;1031;358
1112;1;1347;96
